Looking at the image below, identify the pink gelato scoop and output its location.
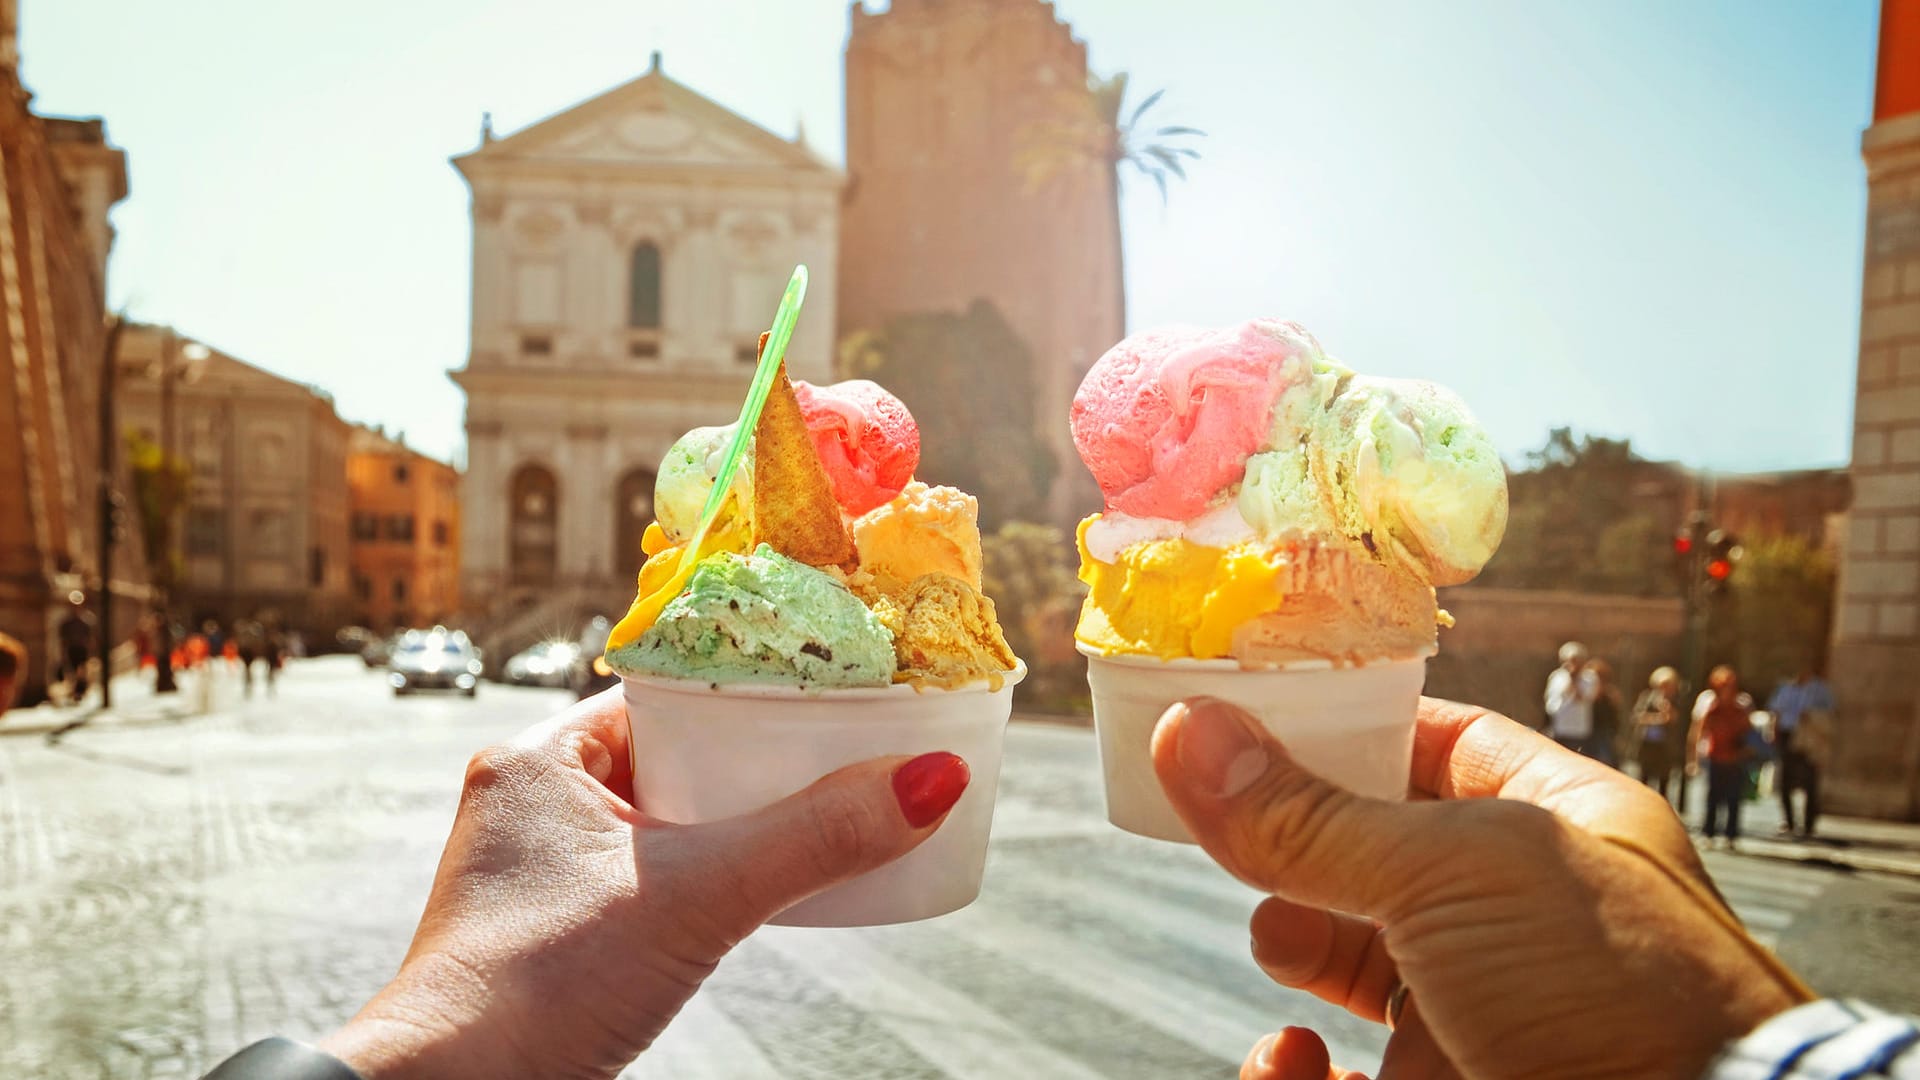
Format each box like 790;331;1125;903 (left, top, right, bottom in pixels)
793;378;921;516
1071;320;1317;519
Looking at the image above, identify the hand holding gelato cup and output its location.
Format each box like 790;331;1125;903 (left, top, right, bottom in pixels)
605;309;1022;925
1070;319;1507;842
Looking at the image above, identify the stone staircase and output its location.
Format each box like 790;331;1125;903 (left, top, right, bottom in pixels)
468;583;616;676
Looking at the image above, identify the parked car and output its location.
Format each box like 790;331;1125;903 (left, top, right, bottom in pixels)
336;626;378;657
502;640;580;688
572;616;618;700
361;632;399;669
388;629;481;697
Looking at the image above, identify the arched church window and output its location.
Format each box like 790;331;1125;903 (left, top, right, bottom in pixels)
508;464;559;587
613;468;656;582
628;242;662;329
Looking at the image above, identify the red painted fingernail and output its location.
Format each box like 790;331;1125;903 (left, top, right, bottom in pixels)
891;751;970;828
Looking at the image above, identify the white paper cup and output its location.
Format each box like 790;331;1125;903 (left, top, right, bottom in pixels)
1080;647;1430;843
621;663;1025;927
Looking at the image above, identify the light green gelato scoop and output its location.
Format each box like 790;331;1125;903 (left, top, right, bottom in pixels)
1240;371;1508;587
607;544;895;688
655;423;754;544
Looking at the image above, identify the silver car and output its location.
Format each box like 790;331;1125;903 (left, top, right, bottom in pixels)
503;640;581;688
388;629;482;697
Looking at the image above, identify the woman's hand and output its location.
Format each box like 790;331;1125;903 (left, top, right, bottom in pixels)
1152;696;1808;1080
318;688;969;1079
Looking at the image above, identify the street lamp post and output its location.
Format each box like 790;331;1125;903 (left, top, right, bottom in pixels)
95;315;125;709
150;331;208;695
152;330;178;693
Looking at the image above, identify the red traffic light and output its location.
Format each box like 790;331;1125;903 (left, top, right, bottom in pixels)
1673;535;1693;555
1707;559;1732;581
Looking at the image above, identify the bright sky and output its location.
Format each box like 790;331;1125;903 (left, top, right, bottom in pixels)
27;0;1878;471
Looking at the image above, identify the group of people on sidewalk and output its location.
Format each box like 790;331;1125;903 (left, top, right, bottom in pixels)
152;618;296;700
0;603;305;715
1544;641;1835;850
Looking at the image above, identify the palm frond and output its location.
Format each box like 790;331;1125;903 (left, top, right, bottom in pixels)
1126;88;1165;130
1145;146;1187;180
1148;167;1170;204
1156;125;1205;137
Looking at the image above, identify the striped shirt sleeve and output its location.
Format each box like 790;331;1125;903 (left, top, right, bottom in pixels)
1706;1000;1920;1080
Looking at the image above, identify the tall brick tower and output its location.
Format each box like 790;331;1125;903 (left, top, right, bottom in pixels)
838;0;1123;524
1830;0;1920;819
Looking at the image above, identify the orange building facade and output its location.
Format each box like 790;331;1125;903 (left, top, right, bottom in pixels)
0;17;146;704
347;428;461;632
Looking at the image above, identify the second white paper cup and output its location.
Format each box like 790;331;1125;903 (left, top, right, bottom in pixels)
622;664;1024;927
1080;648;1429;843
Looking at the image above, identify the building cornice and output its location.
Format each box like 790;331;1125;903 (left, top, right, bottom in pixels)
449;365;753;402
458;157;844;193
1864;113;1920;180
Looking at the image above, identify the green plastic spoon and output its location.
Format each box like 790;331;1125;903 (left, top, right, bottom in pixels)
606;265;808;646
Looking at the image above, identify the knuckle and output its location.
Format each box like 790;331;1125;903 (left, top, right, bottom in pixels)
804;788;888;879
462;743;542;795
1241;765;1347;861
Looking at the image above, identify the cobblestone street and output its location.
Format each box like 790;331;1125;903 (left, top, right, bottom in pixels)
3;657;1917;1078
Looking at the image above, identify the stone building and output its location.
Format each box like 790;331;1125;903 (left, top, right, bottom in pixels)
347;427;461;632
451;54;840;645
1830;0;1920;820
0;16;140;703
116;326;353;641
838;0;1123;523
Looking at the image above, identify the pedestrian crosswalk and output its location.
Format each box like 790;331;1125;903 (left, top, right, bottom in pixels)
626;724;1840;1080
1701;850;1832;949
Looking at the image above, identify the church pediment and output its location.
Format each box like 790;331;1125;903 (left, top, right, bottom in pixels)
536;112;784;169
456;63;837;176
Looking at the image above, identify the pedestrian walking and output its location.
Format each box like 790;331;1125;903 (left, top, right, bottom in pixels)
1587;658;1622;767
55;600;95;706
264;630;285;698
1691;666;1755;850
1543;641;1598;756
0;631;25;714
237;620;263;699
1631;666;1683;802
1767;663;1836;838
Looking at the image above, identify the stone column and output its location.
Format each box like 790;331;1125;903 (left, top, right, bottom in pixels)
1829;8;1920;821
461;420;507;612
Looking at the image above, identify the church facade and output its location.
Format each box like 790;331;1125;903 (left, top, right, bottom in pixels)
451;55;840;627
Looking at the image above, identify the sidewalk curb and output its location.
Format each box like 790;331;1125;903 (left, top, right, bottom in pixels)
1733;839;1920;881
0;703;198;740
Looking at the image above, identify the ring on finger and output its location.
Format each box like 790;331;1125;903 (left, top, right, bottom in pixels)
1386;978;1411;1032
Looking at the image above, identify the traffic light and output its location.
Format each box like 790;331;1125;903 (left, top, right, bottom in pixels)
1673;512;1707;589
1703;529;1740;595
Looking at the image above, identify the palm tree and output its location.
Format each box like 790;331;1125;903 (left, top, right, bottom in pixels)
1015;71;1204;333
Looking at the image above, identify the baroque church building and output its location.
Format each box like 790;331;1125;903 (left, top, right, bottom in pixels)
452;53;840;631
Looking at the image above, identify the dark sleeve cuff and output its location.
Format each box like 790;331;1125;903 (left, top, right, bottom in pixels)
201;1038;368;1080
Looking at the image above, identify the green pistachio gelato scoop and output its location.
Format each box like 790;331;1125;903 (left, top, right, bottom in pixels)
607;544;895;688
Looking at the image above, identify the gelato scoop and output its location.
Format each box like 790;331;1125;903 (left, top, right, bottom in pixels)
1069;321;1320;520
852;481;985;589
607;353;1018;691
655;423;753;544
610;544;895;688
860;573;1017;690
1072;318;1507;665
793;378;920;517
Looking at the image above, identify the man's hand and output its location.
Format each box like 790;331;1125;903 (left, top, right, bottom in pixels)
318;689;968;1078
1153;696;1807;1080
